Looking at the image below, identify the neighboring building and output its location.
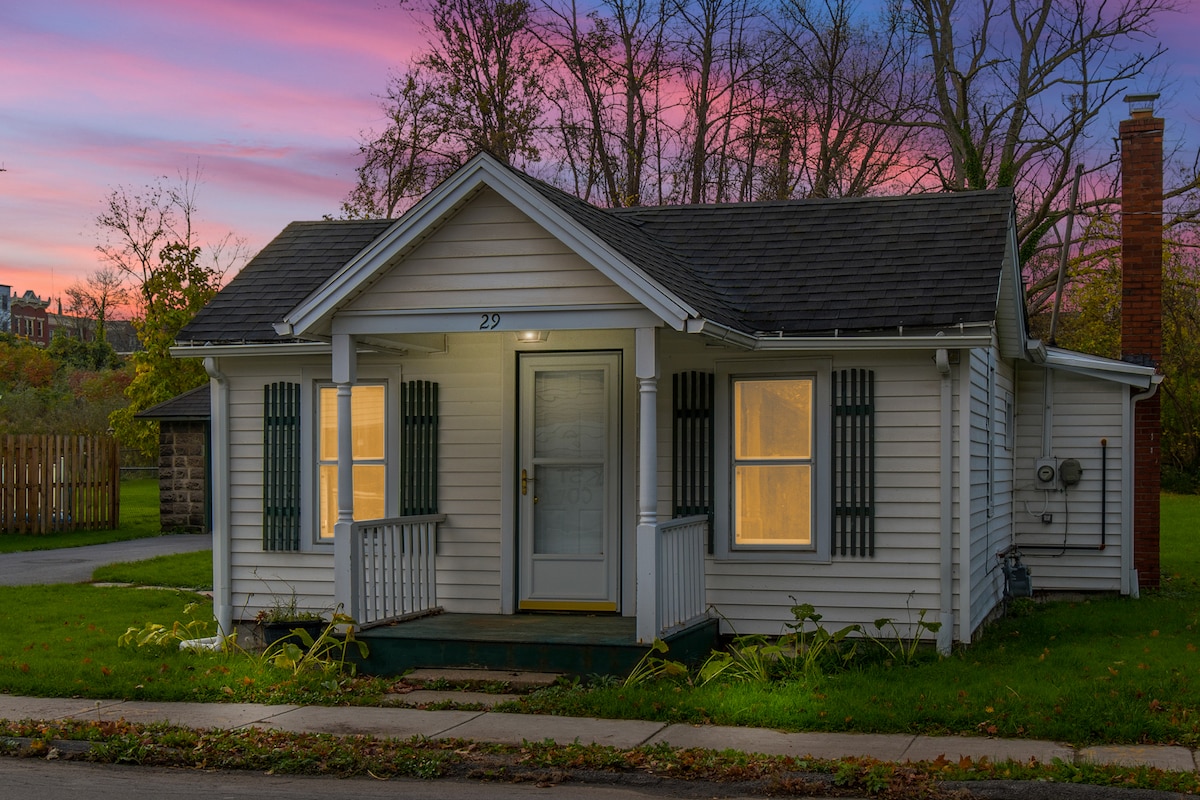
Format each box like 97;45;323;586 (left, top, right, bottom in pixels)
0;285;11;334
136;385;211;534
11;290;50;346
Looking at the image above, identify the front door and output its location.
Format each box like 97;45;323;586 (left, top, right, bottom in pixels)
518;352;621;611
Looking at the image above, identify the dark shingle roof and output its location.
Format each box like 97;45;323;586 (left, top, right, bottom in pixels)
514;169;1012;335
615;191;1011;335
178;219;395;343
180;168;1013;343
135;384;210;420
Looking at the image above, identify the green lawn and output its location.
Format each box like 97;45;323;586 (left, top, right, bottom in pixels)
92;549;213;591
518;494;1200;747
0;492;1198;749
0;479;164;554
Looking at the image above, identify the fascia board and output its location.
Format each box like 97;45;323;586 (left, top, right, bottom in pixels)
998;205;1032;360
280;154;695;337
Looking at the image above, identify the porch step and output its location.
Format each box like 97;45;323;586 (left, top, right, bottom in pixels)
381;667;562;709
403;667;563;691
355;613;719;677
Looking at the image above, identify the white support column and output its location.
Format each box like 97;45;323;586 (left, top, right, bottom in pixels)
332;334;357;618
635;327;660;644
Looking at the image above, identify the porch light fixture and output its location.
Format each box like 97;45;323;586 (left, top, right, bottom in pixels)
1124;93;1158;117
516;330;548;343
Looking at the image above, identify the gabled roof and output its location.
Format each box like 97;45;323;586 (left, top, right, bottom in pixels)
135;384;211;421
179;219;394;344
179;153;1019;347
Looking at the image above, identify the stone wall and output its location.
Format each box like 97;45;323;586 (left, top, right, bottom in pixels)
158;421;209;533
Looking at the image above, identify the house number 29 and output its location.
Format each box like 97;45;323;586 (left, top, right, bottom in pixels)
479;313;501;330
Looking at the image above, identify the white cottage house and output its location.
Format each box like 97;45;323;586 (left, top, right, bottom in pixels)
175;151;1160;671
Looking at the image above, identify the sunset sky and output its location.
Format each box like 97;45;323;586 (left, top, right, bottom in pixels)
2;0;1198;308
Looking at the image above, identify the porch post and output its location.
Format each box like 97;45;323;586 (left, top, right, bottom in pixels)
635;327;659;644
332;334;357;619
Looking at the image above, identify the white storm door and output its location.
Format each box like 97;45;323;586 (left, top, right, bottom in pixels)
518;353;621;611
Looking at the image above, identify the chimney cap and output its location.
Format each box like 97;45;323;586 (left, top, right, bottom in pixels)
1124;93;1160;117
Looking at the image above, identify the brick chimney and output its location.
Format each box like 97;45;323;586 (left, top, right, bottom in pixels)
1120;94;1163;589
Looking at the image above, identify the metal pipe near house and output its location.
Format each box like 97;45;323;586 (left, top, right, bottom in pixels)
936;347;954;655
204;357;233;642
1100;438;1108;550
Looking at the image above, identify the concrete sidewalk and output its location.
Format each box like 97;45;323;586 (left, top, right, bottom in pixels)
2;694;1196;773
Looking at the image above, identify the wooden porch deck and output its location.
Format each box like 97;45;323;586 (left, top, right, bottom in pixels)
355;612;719;677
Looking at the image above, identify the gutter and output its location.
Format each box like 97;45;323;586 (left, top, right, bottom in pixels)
687;318;993;351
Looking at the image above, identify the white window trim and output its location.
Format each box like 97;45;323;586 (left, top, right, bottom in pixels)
300;366;400;550
713;358;832;562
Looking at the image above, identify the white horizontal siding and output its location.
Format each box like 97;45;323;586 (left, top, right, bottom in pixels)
964;346;1015;639
344;189;639;312
1013;365;1126;591
656;335;956;638
220;357;337;619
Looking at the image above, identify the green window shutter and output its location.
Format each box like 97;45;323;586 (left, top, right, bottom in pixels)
672;371;714;544
833;369;875;557
401;380;438;516
262;381;301;551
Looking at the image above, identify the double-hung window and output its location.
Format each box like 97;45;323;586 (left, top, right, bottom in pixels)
715;360;831;561
316;383;387;540
733;377;814;545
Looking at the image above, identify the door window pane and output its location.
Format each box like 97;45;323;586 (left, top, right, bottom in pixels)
534;369;606;459
534;465;604;554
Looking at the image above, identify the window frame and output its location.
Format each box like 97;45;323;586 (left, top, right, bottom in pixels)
713;359;831;562
300;367;400;549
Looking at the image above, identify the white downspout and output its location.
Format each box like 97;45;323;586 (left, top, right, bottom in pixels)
936;348;955;655
1126;378;1162;598
203;357;233;642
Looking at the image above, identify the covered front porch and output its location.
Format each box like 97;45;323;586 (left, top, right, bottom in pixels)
336;511;715;675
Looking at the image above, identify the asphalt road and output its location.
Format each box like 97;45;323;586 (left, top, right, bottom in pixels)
0;534;211;586
0;760;782;800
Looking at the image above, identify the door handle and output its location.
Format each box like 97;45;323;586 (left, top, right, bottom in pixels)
522;469;538;503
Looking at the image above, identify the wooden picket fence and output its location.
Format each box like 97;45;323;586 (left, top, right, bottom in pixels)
0;435;120;534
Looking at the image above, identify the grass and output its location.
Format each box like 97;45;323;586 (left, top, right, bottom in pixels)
0;491;1198;751
91;549;213;591
515;493;1200;748
0;479;164;554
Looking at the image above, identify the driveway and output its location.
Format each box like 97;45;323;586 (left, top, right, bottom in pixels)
0;534;211;586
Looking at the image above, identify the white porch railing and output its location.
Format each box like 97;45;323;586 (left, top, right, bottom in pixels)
350;514;444;627
656;515;708;635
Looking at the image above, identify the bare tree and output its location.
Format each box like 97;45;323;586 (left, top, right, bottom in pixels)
670;0;763;204
537;0;676;206
64;267;130;345
418;0;549;167
907;0;1179;261
95;169;246;314
765;0;929;199
342;69;463;219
